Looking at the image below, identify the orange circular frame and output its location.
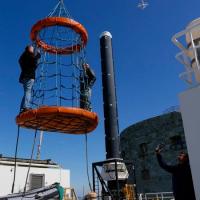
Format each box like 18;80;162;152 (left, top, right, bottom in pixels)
16;106;98;134
30;17;88;55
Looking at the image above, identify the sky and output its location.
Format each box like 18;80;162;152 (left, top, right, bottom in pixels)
0;0;200;196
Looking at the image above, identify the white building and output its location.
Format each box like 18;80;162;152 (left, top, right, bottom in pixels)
0;155;70;196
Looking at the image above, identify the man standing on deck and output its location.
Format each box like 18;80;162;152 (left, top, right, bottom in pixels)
155;145;196;200
19;45;41;113
80;63;96;111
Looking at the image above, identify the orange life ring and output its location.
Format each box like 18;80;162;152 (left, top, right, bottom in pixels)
16;106;98;134
30;17;88;55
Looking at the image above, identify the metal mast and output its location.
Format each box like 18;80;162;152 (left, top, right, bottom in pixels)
100;31;120;159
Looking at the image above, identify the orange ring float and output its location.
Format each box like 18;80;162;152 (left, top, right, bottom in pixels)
30;17;88;55
16;106;98;134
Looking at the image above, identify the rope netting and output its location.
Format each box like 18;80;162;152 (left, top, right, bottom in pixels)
32;47;86;108
31;1;89;109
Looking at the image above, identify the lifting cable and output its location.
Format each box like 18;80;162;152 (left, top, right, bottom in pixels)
11;125;21;193
22;129;38;197
85;134;92;192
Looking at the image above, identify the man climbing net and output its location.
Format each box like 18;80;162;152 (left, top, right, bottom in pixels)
19;45;41;113
80;63;96;111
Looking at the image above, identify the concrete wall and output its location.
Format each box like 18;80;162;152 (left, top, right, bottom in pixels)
120;112;187;193
0;163;70;196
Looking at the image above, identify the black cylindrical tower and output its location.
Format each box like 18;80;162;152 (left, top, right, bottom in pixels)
100;31;120;159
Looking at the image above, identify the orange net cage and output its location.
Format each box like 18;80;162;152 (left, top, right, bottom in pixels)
16;1;98;134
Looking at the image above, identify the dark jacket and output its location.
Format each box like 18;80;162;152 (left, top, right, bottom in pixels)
19;51;41;83
157;154;196;200
83;67;96;88
79;66;96;110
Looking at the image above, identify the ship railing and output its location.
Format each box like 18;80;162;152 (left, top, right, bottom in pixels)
172;20;200;86
138;192;174;200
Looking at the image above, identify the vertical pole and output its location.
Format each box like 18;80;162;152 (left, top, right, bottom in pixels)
11;126;21;193
92;163;96;192
114;160;120;200
133;165;139;200
36;131;43;160
99;31;120;159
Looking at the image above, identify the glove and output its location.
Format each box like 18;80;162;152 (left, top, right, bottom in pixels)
155;144;165;154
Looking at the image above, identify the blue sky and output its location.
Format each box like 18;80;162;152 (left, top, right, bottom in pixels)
0;0;200;196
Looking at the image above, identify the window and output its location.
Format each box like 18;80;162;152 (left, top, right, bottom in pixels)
170;135;183;150
29;174;45;190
